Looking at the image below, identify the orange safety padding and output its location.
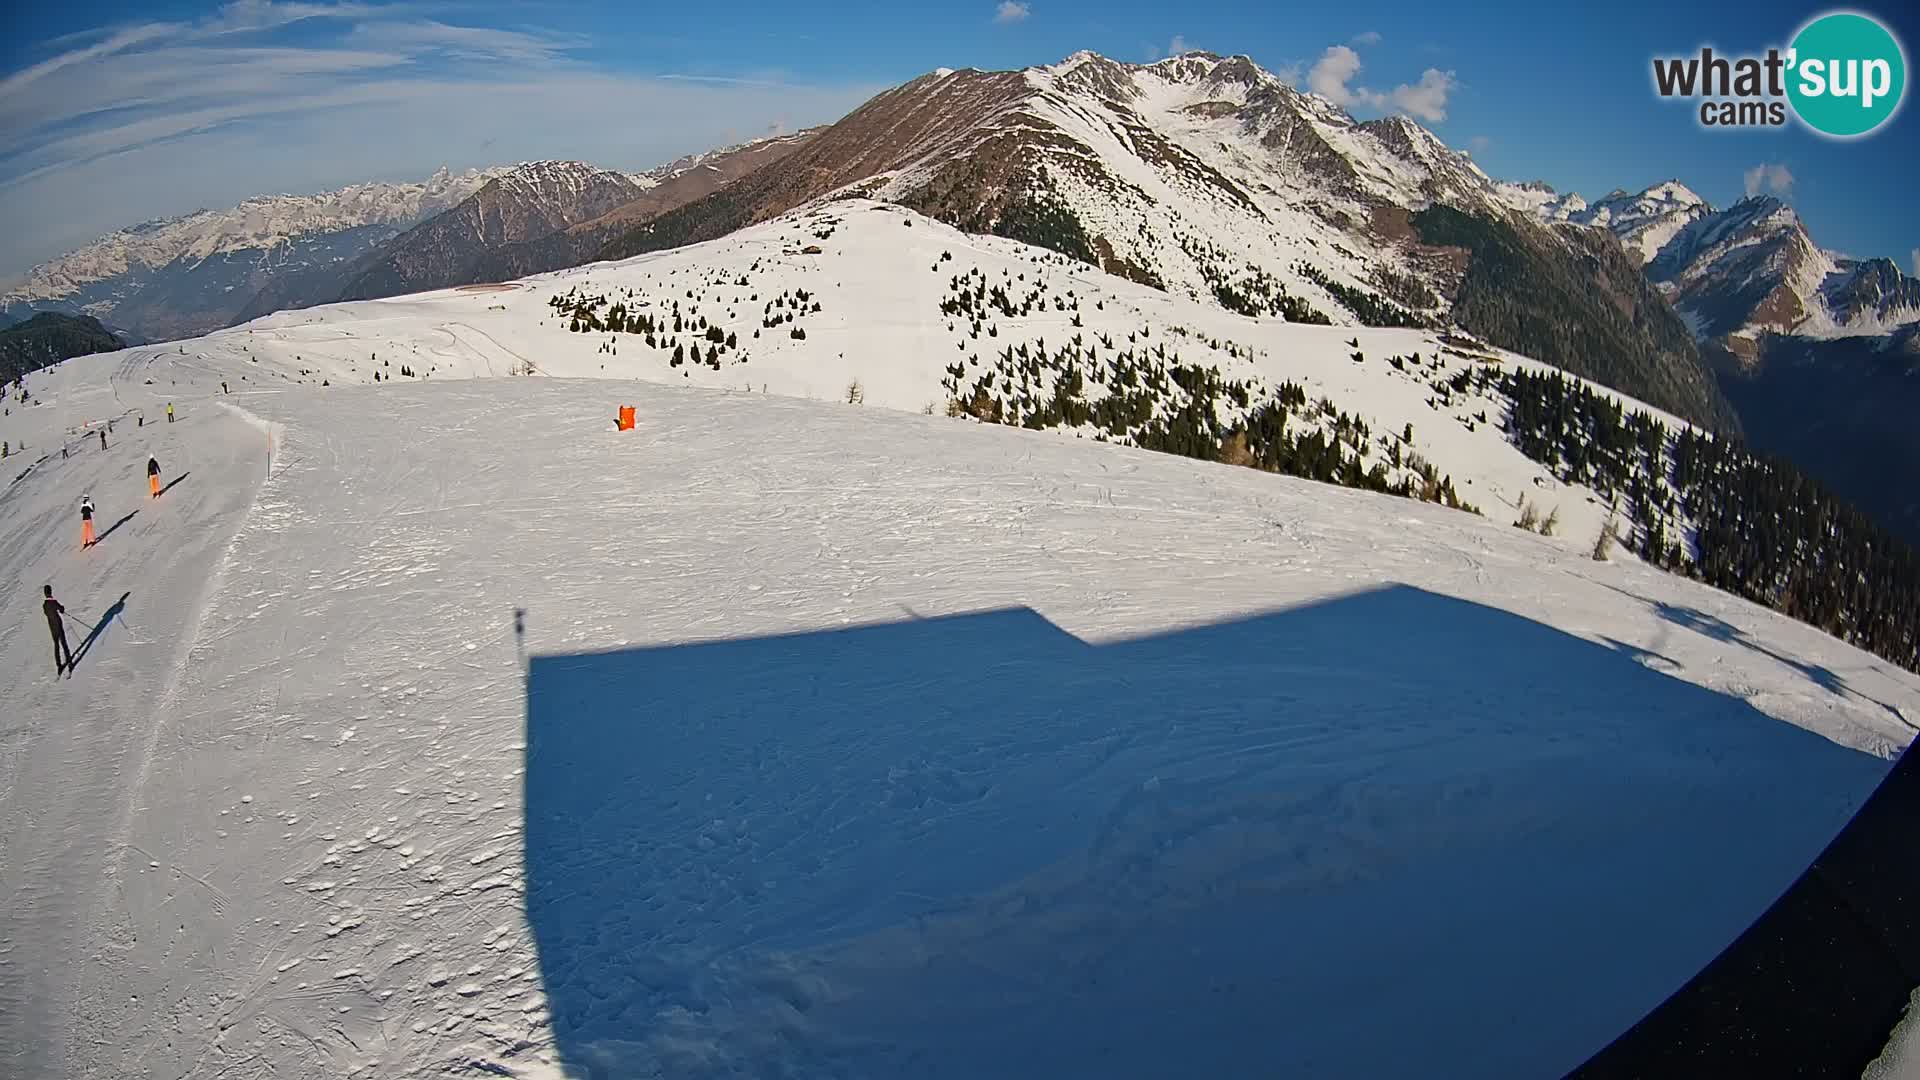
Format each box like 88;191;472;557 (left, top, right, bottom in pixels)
618;405;636;431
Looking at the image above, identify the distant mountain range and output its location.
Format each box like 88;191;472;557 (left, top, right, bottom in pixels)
0;168;503;341
1;136;817;345
1501;177;1920;543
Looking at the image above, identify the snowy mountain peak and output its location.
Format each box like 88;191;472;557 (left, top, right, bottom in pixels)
1644;180;1704;207
489;160;639;203
1636;190;1909;341
1051;49;1105;72
1728;193;1800;230
1502;176;1715;267
1494;173;1912;341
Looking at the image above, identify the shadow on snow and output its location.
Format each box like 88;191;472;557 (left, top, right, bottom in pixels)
522;585;1887;1080
1600;581;1914;731
94;509;138;547
68;591;130;671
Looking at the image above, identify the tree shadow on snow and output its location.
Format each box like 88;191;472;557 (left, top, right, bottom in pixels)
521;585;1890;1080
1601;582;1911;728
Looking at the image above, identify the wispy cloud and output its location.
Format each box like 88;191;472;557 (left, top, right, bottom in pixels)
1307;44;1456;123
993;2;1030;25
343;20;588;64
657;73;800;89
1468;135;1492;153
1351;31;1382;47
1145;34;1200;60
0;1;878;272
1912;248;1919;277
1743;162;1795;198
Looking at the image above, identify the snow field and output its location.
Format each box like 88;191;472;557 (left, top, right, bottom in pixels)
13;372;1910;1078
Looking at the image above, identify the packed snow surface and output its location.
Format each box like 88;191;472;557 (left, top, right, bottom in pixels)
2;201;1917;1079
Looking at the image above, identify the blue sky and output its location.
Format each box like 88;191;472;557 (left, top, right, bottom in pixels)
2;1;1915;277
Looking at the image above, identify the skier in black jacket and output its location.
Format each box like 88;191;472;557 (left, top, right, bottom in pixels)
80;496;95;548
147;456;161;499
43;585;72;674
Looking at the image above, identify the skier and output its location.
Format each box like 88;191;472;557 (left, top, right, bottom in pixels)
166;403;174;424
98;428;107;451
43;585;73;675
222;381;229;394
147;455;162;498
80;496;96;548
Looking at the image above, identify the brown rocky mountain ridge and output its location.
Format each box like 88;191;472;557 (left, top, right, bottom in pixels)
600;50;1737;431
230;133;818;322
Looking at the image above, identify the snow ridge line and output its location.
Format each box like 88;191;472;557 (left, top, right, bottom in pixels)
72;402;283;1048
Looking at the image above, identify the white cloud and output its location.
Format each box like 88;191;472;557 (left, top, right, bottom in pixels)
1383;69;1457;123
0;4;879;272
345;21;588;64
1468;135;1492;153
1274;61;1304;86
993;2;1030;25
1743;162;1795;198
1308;46;1365;103
0;23;173;98
1306;44;1456;122
1910;248;1918;277
1145;36;1205;62
1351;31;1383;46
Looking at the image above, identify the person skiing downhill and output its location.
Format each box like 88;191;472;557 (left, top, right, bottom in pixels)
43;585;73;675
166;403;174;424
98;429;106;451
80;496;96;548
147;456;161;498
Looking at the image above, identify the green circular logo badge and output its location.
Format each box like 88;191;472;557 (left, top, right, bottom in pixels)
1787;11;1907;137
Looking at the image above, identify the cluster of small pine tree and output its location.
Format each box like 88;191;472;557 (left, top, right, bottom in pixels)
942;330;1473;513
548;282;755;373
1294;263;1427;329
1498;367;1920;672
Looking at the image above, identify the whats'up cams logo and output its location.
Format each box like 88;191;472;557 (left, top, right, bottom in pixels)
1653;10;1907;137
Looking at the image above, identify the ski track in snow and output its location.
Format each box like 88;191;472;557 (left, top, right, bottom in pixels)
0;203;1917;1078
0;357;268;1079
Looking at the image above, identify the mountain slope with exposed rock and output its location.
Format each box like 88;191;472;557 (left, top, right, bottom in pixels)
232;136;819;322
333;161;655;302
602;51;1737;431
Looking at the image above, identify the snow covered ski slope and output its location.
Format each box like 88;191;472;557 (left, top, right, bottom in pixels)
102;200;1698;552
2;201;1918;1079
